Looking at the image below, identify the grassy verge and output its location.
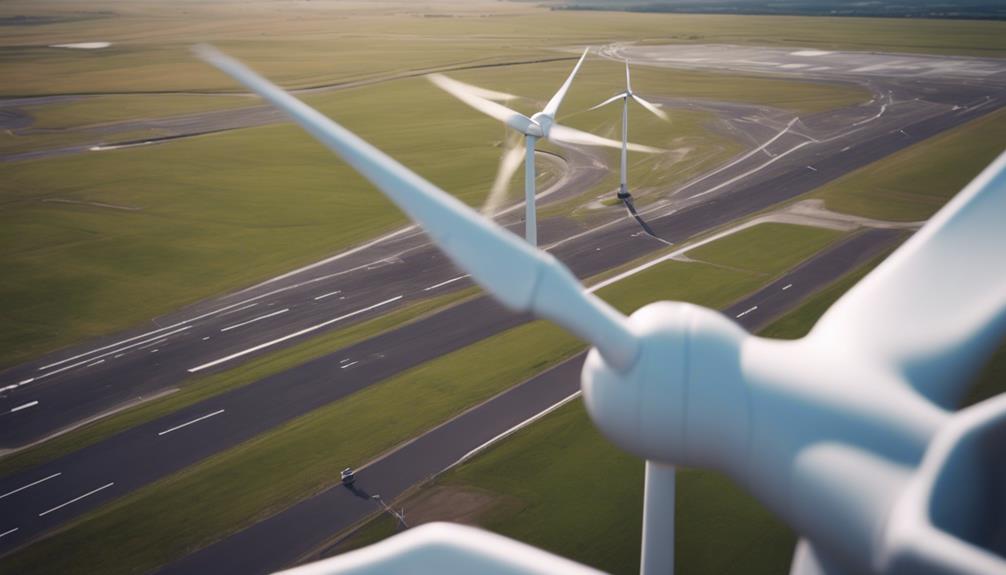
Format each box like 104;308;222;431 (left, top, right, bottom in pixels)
0;223;833;574
20;94;253;130
813;108;1006;221
686;223;844;276
0;287;478;477
0;51;863;369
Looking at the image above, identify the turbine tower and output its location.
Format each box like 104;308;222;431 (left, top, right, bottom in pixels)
589;61;668;200
199;46;1006;575
428;49;659;246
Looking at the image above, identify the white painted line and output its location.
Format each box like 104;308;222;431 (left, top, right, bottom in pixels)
675;117;800;195
86;359;105;368
806;165;817;172
0;527;18;539
18;377;34;386
10;401;39;413
314;290;342;301
782;284;793;291
113;354;124;359
340;361;359;369
736;306;759;319
157;409;225;436
339;358;351;364
687;141;813;200
423;275;469;292
220;308;289;332
150;349;159;354
0;473;61;500
841;146;852;152
32;325;192;383
38;482;115;517
202;336;210;341
188;296;403;373
451;391;582;470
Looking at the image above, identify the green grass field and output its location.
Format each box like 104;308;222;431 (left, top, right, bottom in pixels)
0;222;842;575
813;108;1006;221
0;56;865;369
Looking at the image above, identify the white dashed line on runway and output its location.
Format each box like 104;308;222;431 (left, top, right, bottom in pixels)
423;275;469;292
220;308;290;332
736;306;759;319
0;472;61;500
157;409;226;436
38;482;115;517
314;290;342;301
10;400;39;413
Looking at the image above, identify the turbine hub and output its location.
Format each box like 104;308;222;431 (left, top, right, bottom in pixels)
580;301;749;471
529;112;553;138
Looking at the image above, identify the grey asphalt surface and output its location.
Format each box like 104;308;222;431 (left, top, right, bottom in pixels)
0;44;1002;557
156;227;904;575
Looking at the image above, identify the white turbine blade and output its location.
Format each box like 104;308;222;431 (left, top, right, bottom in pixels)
428;74;542;136
457;83;519;102
196;45;639;371
630;94;669;121
625;60;633;94
809;151;1006;407
482;137;525;217
588;92;627;112
549;123;662;154
542;47;590;119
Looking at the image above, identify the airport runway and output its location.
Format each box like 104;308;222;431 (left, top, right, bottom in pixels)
2;45;1002;449
0;44;1002;557
155;228;903;575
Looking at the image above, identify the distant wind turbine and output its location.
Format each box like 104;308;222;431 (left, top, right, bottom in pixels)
428;48;660;246
589;61;668;200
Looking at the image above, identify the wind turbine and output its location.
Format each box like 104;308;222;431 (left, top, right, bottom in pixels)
428;48;660;246
589;61;668;200
199;46;1006;575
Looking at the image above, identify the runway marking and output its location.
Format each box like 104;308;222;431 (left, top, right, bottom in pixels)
806;165;817;172
150;349;159;354
0;473;61;500
852;103;888;127
220;308;290;332
0;528;18;539
782;284;793;291
202;336;211;341
423;275;469;291
314;290;342;301
157;409;225;436
841;146;852;152
340;358;351;363
38;482;114;517
188;296;403;373
676;117;800;195
687;141;813;200
10;400;39;413
30;325;192;383
451;392;583;470
86;359;105;368
340;361;359;369
113;354;124;359
38;298;268;371
736;306;759;319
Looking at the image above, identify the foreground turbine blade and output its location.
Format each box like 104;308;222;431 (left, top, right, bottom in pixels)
810;151;1006;407
542;47;590;119
550;123;662;154
428;74;542;136
197;45;639;371
631;94;669;121
483;137;525;216
588;92;627;112
625;60;633;94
